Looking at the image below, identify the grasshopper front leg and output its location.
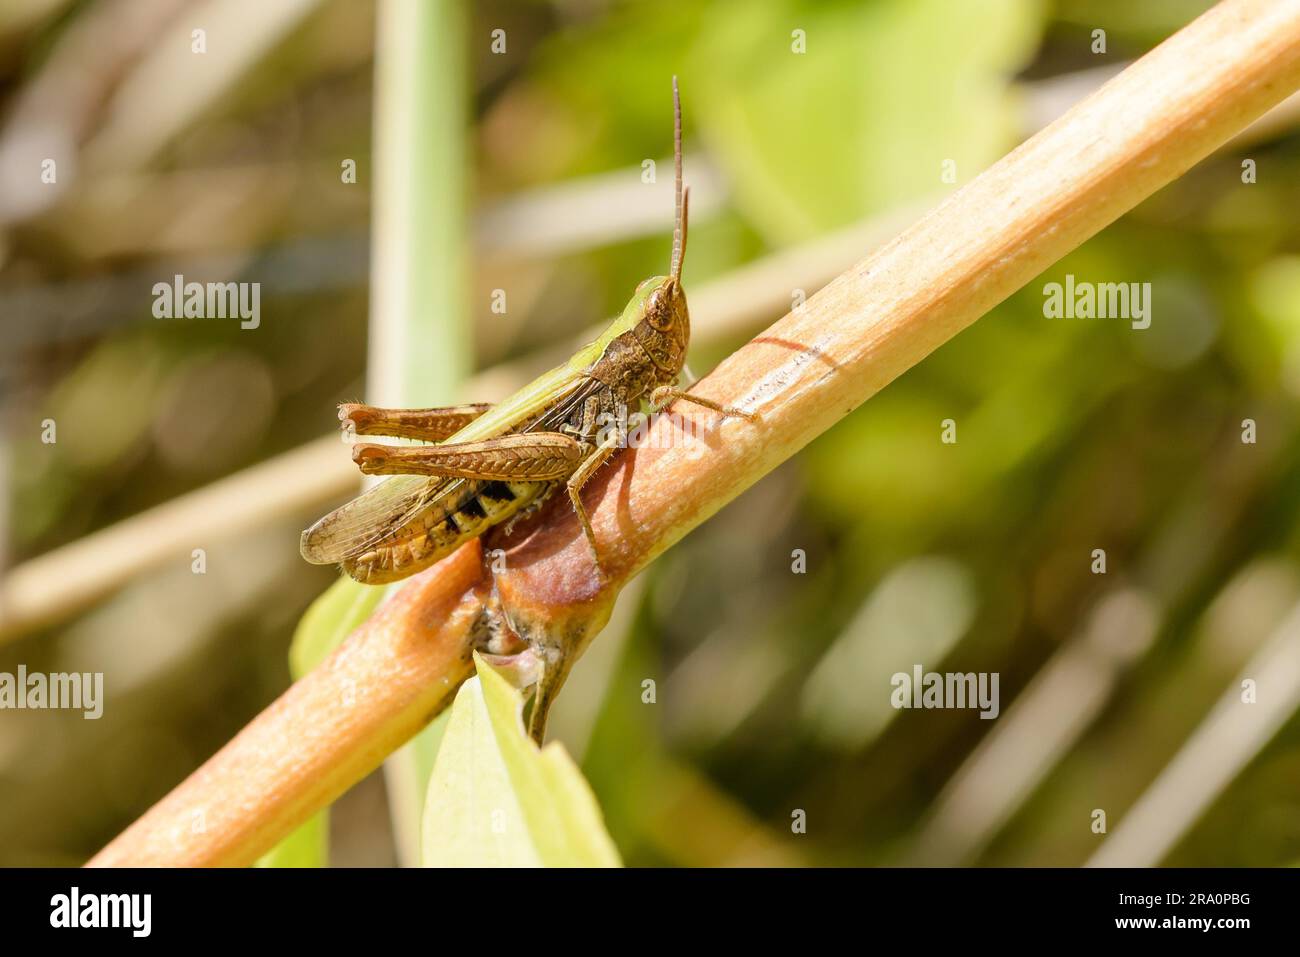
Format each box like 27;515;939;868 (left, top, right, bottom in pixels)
650;386;758;421
339;402;492;441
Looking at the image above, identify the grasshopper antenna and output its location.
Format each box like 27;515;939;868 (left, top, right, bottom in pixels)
670;76;689;282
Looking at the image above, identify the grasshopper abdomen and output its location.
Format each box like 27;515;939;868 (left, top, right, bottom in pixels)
344;479;545;584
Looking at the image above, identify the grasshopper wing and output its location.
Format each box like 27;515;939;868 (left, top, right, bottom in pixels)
300;475;461;564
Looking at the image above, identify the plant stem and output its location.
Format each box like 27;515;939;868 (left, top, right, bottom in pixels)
367;0;469;408
90;544;488;867
88;0;1300;868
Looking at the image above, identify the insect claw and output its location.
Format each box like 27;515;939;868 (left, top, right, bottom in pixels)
338;402;367;427
351;443;387;473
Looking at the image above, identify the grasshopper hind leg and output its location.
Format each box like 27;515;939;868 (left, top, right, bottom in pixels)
339;402;492;441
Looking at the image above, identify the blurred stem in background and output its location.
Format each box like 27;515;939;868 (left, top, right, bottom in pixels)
368;0;469;868
367;0;470;409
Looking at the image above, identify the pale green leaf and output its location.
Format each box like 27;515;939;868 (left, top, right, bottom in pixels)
289;574;388;678
254;809;328;868
421;653;621;867
385;711;451;865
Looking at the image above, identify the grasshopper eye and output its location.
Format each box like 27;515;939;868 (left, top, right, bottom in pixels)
645;284;674;330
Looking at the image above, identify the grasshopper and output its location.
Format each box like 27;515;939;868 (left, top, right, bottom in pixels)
300;78;753;739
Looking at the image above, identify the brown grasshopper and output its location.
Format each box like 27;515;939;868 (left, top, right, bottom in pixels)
301;78;753;739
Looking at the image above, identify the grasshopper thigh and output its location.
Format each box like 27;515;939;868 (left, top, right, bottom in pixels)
352;432;586;481
339;402;493;441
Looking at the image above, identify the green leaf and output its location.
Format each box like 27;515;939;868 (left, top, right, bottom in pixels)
256;575;388;868
694;0;1045;243
421;652;622;867
385;711;451;865
254;809;328;869
289;575;388;678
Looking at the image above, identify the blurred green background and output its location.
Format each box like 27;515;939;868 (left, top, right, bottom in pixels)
2;0;1299;866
